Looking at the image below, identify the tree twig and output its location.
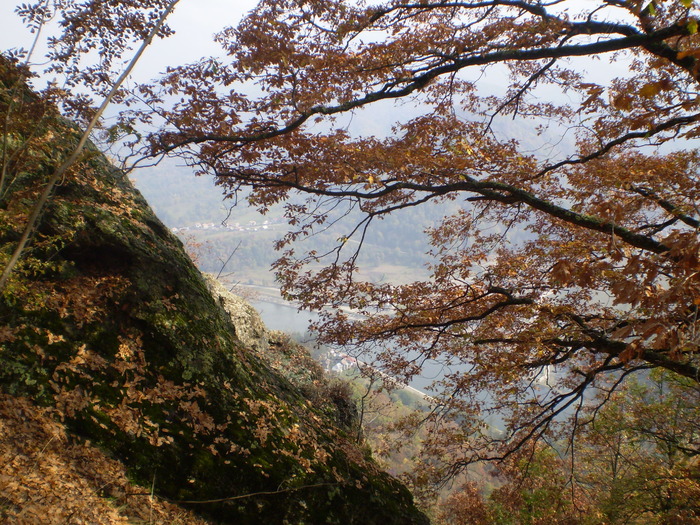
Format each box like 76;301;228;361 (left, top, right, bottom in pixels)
0;0;181;293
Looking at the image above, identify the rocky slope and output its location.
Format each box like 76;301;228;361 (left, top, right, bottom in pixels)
0;56;428;524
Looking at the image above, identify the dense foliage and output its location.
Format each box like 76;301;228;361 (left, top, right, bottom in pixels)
438;371;700;524
121;0;700;484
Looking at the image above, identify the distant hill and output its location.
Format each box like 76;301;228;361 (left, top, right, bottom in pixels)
129;106;568;289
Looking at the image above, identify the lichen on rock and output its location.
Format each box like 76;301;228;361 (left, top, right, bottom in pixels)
203;273;270;354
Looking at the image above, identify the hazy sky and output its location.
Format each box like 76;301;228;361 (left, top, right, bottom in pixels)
0;1;259;84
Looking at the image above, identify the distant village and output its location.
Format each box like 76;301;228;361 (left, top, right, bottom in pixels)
171;217;284;234
319;348;359;374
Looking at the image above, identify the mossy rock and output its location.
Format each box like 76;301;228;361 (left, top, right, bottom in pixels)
0;55;428;525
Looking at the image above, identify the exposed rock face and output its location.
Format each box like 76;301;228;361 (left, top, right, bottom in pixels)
203;274;270;354
0;57;428;524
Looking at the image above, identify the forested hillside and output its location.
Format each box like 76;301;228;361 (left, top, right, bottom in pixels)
132;160;450;284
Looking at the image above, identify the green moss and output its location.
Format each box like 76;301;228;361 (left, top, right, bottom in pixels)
0;56;428;525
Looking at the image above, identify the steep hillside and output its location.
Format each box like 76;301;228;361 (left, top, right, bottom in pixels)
0;56;428;524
